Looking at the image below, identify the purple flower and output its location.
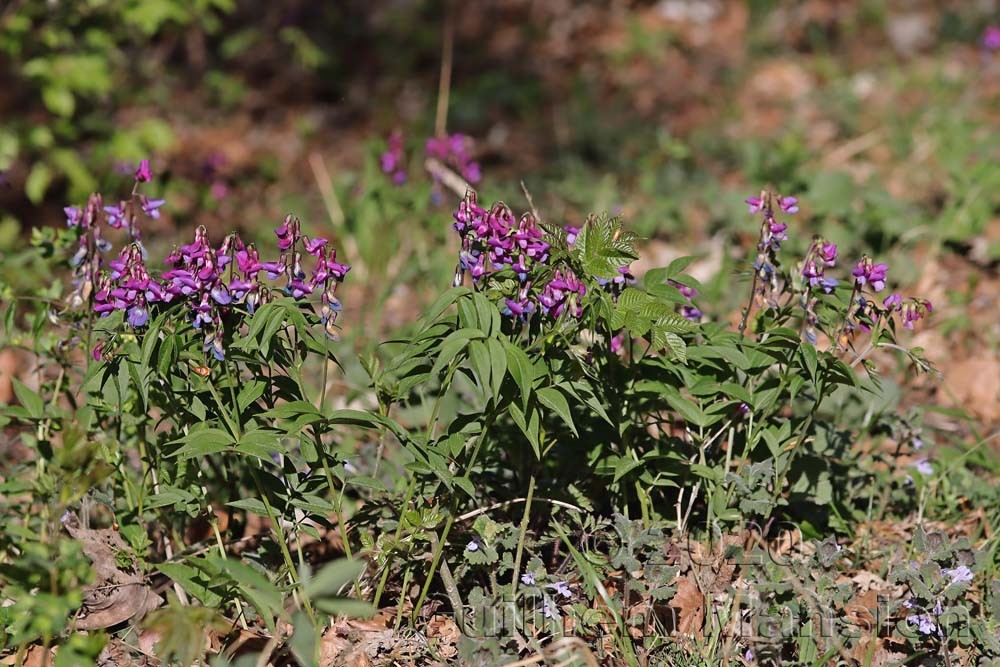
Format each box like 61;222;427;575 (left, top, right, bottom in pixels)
942;565;973;585
380;130;407;185
542;597;558;619
852;258;889;292
520;572;536;586
982;26;1000;52
565;226;580;245
548;581;572;598
104;204;126;229
427;133;481;185
681;304;702;322
910;458;933;476
906;613;938;636
210;285;232;305
820;277;838;293
466;539;480;552
778;196;798;214
901;298;932;330
141;197;165;219
818;242;837;266
745;197;763;214
127;306;149;327
669;280;697;300
304;237;328;256
135;159;152;183
65;206;82;227
883;293;902;311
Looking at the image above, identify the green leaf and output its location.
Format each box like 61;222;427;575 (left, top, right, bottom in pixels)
304;558;366;599
169;428;235;459
487;338;507;401
156;562;223;607
236;380;267;413
10;378;43;419
431;328;484;376
663;393;708;428
537;387;577;436
504;341;534;408
42;86;75;117
25;162;52;204
573;214;640;279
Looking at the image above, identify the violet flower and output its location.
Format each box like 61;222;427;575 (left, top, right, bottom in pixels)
140;197;165;220
942;565;973;585
380;130;407;185
982;25;1000;52
548;581;572;598
135;159;152;183
852;258;888;292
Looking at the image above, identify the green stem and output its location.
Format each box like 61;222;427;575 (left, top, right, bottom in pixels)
373;475;417;608
509;474;536;602
409;511;456;628
248;466;315;622
212;519;249;630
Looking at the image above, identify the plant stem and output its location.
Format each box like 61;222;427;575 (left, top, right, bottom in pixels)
211;518;249;630
509;474;536;602
248;466;315;622
410;511;456;627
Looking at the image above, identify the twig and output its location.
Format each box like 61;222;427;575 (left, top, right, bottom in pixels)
424;157;470;199
434;0;455;138
456;496;583;522
520;180;541;220
308;152;362;280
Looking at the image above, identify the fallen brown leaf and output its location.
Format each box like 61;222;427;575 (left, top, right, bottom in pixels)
668;576;704;638
63;513;161;630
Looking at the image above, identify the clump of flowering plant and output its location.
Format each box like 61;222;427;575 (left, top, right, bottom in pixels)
63;162;350;361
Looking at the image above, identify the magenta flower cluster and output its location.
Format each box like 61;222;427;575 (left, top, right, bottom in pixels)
380;130;407;185
747;191;797;308
67;161;349;362
801;240;838;294
427;133;481;185
452;192;593;320
982;25;1000;53
745;190;933;341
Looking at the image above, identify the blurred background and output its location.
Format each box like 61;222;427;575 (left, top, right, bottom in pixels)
0;0;998;429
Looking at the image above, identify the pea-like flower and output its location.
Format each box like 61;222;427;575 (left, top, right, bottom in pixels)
135;159;152;183
852;257;888;292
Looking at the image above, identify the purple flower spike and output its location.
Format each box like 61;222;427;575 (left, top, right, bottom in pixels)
135;159;152;183
380;130;407;185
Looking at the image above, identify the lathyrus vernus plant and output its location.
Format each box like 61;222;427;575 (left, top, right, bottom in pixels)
1;160;374;657
359;184;935;627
